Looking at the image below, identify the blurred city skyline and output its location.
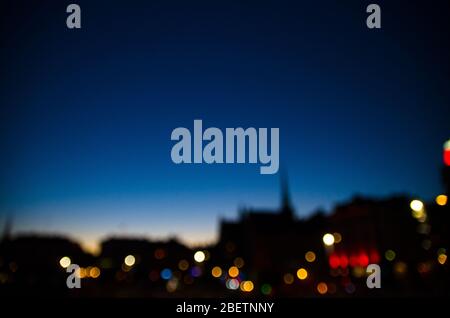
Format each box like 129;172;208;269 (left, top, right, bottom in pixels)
1;0;449;254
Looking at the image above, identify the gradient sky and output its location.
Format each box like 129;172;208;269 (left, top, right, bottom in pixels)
1;0;449;252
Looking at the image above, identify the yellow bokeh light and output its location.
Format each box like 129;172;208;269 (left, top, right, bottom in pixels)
438;254;447;265
352;266;365;278
90;266;101;278
394;261;407;275
211;266;222;278
410;200;424;212
323;233;335;246
228;266;239;278
121;263;131;272
411;208;426;220
297;268;308;280
317;282;328;295
76;267;87;279
417;214;427;223
333;233;342;243
240;280;254;292
283;273;294;285
124;255;135;267
305;251;316;263
436;195;448;206
194;251;206;263
59;256;71;268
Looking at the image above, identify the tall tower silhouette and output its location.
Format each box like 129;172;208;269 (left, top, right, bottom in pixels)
280;172;294;218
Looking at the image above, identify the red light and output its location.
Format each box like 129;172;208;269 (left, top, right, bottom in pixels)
444;149;450;166
329;254;340;269
358;253;369;267
339;255;349;268
349;255;359;267
369;250;380;264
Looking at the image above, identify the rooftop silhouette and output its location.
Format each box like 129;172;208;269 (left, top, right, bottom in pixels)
1;167;449;298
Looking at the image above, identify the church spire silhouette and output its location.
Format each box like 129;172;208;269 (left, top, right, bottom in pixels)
280;171;294;218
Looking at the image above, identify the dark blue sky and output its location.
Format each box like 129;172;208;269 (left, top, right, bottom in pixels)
1;0;449;251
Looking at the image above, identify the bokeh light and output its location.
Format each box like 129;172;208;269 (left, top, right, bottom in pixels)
121;263;131;272
329;254;340;269
417;262;431;274
89;266;101;278
81;267;88;278
333;232;342;243
436;194;448;206
59;256;71;269
261;284;272;295
178;259;189;271
385;250;396;261
323;233;335;246
226;278;240;290
410;200;424;212
240;280;254;292
411;208;426;221
124;255;135;267
394;261;407;275
283;273;294;284
358;252;369;267
211;266;222;278
438;254;447;265
349;255;359;267
160;268;172;280
444;139;450;166
296;268;308;280
233;257;245;268
305;251;316;263
191;266;202;277
352;266;365;278
369;250;380;264
317;282;328;295
75;267;87;279
166;278;179;293
228;266;239;278
340;255;349;268
194;251;206;263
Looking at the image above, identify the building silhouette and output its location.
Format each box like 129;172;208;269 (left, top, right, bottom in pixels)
1;167;449;297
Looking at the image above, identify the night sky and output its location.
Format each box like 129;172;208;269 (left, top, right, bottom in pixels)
1;0;449;252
